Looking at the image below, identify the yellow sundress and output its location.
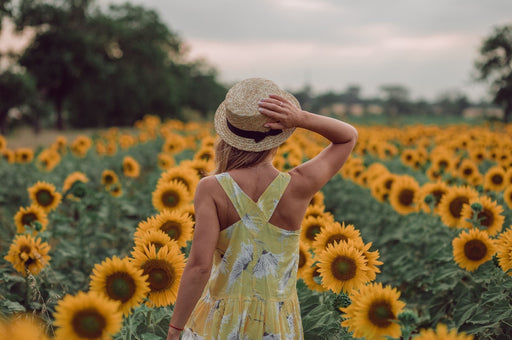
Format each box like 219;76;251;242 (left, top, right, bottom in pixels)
182;171;303;339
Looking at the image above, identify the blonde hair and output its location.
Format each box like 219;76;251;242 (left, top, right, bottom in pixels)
213;138;277;174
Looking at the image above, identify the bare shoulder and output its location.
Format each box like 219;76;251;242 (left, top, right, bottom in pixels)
194;175;221;198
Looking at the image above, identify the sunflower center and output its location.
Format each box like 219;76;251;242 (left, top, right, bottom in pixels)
160;221;181;240
477;209;493;228
104;175;114;185
449;196;469;218
464;239;487;261
491;174;503;185
298;250;306;268
439;160;448;169
306;224;322;241
142;259;174;291
431;190;445;206
106;273;136;302
124;163;133;171
368;301;394;328
22;213;37;226
72;308;106;338
331;256;356;281
463;167;473;176
35;189;54;206
326;234;348;247
384;179;393;190
398;189;414;206
162;191;179;208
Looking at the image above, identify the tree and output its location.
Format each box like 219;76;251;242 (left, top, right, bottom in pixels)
380;84;410;116
0;70;36;134
474;24;512;123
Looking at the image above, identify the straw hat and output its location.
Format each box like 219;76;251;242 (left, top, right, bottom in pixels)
214;78;301;152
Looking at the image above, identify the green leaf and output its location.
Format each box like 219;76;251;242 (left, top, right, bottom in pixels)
140;333;162;340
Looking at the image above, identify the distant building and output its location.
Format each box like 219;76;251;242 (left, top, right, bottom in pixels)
462;106;503;119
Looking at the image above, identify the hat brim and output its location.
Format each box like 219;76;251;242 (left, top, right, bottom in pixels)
214;90;298;152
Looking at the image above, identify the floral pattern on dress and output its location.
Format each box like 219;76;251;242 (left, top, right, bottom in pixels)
182;172;303;339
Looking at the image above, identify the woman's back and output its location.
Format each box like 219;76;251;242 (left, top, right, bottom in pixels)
183;170;303;338
215;166;313;233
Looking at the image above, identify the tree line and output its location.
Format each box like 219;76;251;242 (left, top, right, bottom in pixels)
0;0;227;134
0;1;511;134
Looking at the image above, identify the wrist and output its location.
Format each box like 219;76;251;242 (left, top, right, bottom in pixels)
296;110;313;129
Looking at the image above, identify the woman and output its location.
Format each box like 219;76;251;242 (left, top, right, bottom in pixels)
167;78;358;339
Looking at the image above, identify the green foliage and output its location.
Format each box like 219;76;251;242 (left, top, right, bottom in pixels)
474;24;512;122
11;0;227;130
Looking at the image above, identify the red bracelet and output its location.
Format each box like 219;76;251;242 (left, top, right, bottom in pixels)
169;323;184;331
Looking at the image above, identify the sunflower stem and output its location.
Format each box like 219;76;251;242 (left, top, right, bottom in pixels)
146;309;153;326
24;272;32;309
125;315;132;340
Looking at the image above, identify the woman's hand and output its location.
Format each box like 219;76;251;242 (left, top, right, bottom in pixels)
257;94;308;130
166;327;181;340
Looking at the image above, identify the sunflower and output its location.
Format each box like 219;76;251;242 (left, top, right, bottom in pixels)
297;243;313;280
130;244;185;307
118;134;137;149
437;185;479;228
157;166;200;197
101;170;119;189
194;145;215;163
347;238;383;282
53;135;68;154
36;148;61;171
180;158;214;179
89;256;150;315
341;282;406;340
0;134;6;150
63;171;89;192
135;210;193;247
312;221;362;255
133;229;178;255
426;165;444;182
302;263;327;293
162;134;187;154
1;148;15;163
456;159;481;184
415;323;474;340
459;196;504;235
110;184;123;197
388;175;419;215
14;205;49;234
483;165;506;192
497;227;512;275
152;180;191;213
27;181;62;213
157;153;175;170
505;167;512;187
300;215;331;247
468;146;488;164
452;228;496;272
304;203;334;222
15;148;34;163
309;191;325;206
4;234;51;276
0;314;50;340
504;186;512;210
122;156;141;178
53;291;123;340
415;181;449;214
70;135;93;158
317;241;369;293
400;148;419;168
430;149;455;174
370;173;396;203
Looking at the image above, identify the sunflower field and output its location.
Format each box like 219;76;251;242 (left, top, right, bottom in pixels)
0;115;512;340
